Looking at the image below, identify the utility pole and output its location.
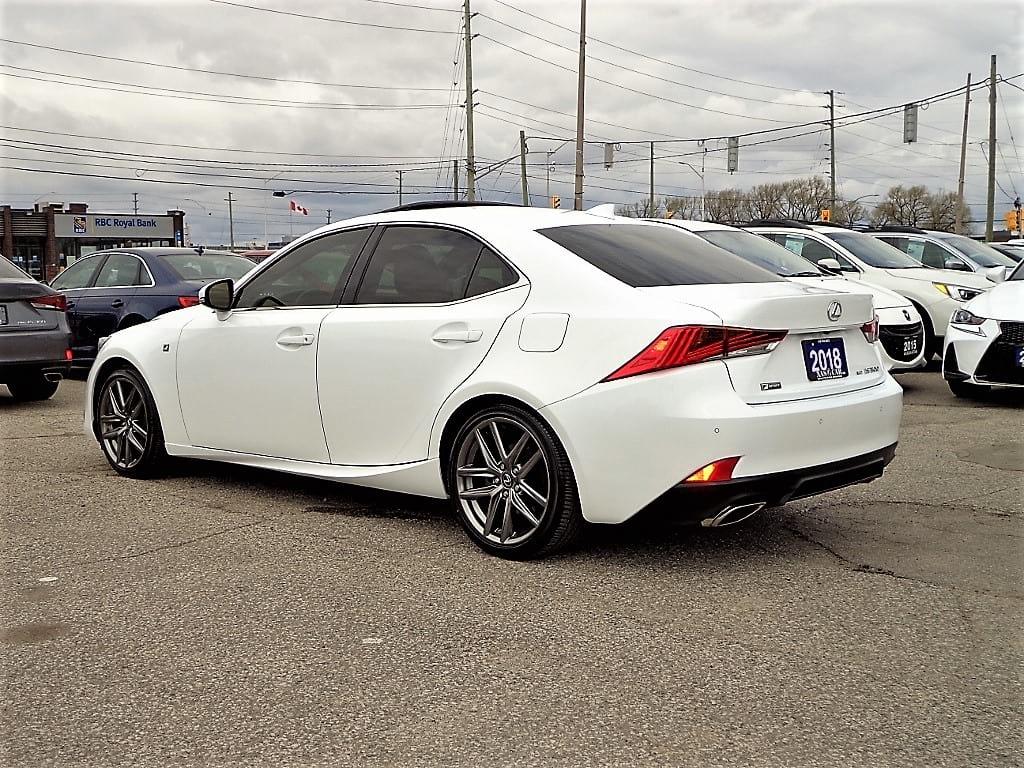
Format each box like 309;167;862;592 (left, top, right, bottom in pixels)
225;191;235;250
519;131;530;205
956;73;972;234
828;89;837;212
985;54;997;241
132;192;138;215
397;170;404;206
453;159;459;200
649;141;655;216
326;209;332;225
463;0;476;201
573;0;587;210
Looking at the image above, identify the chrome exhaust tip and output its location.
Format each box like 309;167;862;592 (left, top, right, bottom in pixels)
701;502;767;528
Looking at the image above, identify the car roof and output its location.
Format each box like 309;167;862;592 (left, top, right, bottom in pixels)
648;219;738;233
319;205;630;232
86;247;242;258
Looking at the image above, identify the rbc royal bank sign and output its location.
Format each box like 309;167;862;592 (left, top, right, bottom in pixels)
55;214;176;239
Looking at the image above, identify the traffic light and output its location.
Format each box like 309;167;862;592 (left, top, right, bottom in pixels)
820;209;831;222
1006;210;1021;231
551;195;560;209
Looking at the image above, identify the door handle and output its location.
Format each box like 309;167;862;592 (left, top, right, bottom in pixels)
277;333;315;347
67;301;76;309
432;328;483;344
111;300;124;308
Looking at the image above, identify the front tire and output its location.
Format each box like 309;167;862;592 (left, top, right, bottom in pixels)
5;374;60;401
448;405;582;559
948;379;989;399
96;368;168;478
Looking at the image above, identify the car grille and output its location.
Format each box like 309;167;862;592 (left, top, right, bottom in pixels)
879;322;924;362
975;328;1024;385
998;321;1024;345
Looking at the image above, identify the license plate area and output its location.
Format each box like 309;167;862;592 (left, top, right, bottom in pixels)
903;337;919;356
1016;346;1024;368
802;337;848;381
0;305;7;326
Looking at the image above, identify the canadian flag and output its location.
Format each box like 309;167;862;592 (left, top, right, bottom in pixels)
290;200;309;216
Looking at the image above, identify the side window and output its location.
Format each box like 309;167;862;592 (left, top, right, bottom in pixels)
875;236;903;249
355;226;486;304
919;241;951;269
235;228;371;309
465;247;518;298
51;255;104;290
93;254;142;288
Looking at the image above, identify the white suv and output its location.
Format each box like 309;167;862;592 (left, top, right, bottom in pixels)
745;222;991;360
651;219;926;371
867;227;1016;282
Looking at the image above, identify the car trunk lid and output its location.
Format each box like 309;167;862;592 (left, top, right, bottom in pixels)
0;279;63;332
640;283;886;403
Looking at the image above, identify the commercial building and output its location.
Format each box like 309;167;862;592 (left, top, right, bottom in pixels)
1;202;186;281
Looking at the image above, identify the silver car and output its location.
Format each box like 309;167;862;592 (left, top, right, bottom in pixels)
0;256;72;401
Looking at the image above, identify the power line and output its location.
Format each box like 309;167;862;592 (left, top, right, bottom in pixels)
996;81;1022;179
207;0;457;33
0;65;449;109
0;124;455;160
0;38;452;91
477;34;796;124
489;0;809;94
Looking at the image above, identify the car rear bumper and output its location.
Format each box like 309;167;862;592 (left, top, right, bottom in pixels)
648;443;897;523
543;363;903;525
0;329;71;380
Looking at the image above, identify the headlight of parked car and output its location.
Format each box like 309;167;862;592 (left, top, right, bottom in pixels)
950;309;987;335
934;283;983;302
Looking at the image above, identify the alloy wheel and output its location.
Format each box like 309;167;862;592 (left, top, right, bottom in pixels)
99;375;150;471
455;416;552;546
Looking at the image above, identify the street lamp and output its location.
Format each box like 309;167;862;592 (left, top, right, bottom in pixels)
676;147;707;220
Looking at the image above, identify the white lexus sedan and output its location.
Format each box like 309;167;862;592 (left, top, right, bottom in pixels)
943;260;1024;398
85;203;903;559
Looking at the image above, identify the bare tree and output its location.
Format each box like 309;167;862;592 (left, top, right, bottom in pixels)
664;195;702;220
781;177;830;221
703;188;748;223
834;199;868;226
615;198;661;218
747;182;786;220
923;190;969;231
871;185;931;226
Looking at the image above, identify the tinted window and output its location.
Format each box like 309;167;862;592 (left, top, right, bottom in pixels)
236;228;371;308
825;233;920;268
93;254;143;288
162;254;253;281
51;255;104;290
775;234;856;271
933;233;1016;267
466;247;518;297
698;230;824;277
1008;261;1023;281
355;226;488;304
899;239;952;270
538;224;780;287
0;256;28;280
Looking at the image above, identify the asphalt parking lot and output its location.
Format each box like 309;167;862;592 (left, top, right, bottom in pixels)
1;372;1021;767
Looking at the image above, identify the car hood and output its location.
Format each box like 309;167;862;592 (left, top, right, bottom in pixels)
789;276;910;310
883;266;991;289
963;280;1024;321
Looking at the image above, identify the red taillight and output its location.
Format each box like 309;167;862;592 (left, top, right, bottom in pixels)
861;315;880;344
178;295;201;308
604;325;787;381
65;349;73;361
684;457;740;483
29;293;67;312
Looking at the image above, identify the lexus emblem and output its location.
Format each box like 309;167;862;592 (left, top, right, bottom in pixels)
903;309;912;321
827;301;843;321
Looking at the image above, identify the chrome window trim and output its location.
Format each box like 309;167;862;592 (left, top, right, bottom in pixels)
90;253;156;289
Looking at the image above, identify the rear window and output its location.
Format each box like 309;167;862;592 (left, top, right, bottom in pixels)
0;256;28;280
537;224;781;287
161;254;253;281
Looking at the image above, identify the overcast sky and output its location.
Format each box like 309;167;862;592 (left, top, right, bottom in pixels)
1;0;1020;245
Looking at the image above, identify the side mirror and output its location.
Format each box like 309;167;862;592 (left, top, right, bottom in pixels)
200;278;234;311
818;258;842;273
984;265;1006;283
944;257;970;272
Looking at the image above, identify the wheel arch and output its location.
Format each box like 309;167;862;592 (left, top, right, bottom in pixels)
437;393;559;496
89;356;153;439
117;314;148;331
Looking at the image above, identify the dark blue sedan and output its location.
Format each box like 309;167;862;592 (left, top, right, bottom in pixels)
50;247;255;364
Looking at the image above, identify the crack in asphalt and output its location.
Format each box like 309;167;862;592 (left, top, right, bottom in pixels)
0;432;86;440
67;521;265;566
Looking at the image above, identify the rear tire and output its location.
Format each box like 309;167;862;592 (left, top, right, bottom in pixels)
448;404;582;559
5;374;60;401
96;368;168;478
948;379;989;399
